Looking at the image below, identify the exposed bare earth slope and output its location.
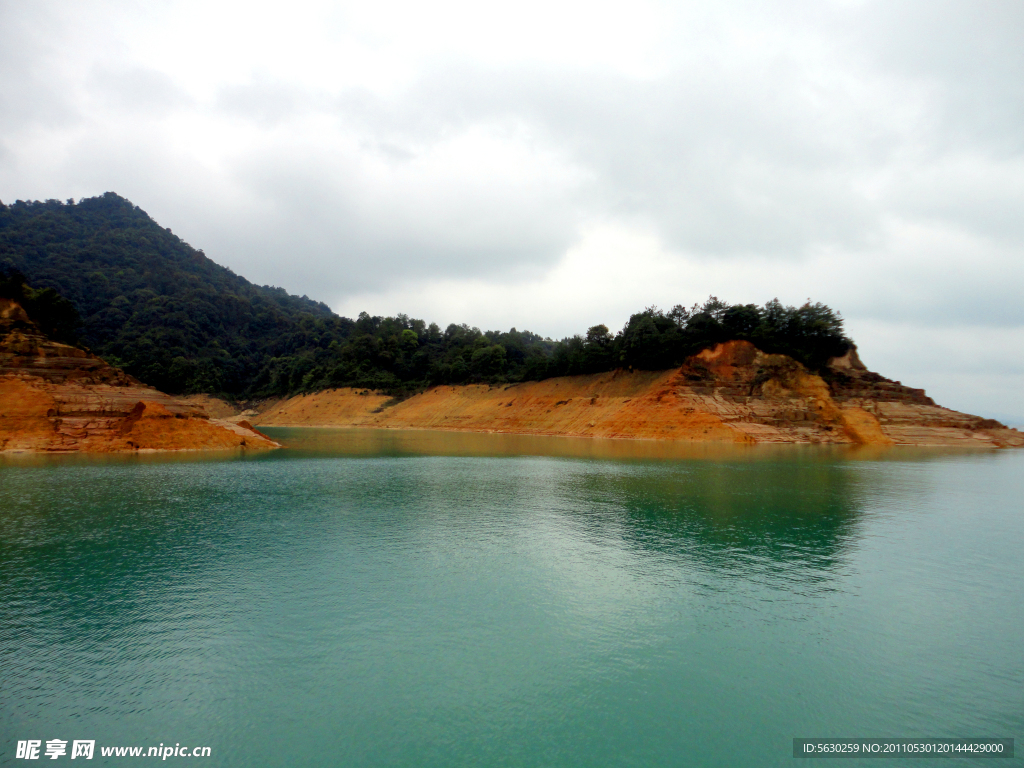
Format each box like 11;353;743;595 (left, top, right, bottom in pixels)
0;299;278;453
254;341;1022;448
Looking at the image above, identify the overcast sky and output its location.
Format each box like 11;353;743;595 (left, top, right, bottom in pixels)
1;0;1022;423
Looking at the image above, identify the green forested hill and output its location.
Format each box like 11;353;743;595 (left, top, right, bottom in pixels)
0;193;852;398
0;193;338;393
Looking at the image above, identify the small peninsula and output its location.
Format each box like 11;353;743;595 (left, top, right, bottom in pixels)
0;297;278;453
1;193;1020;452
223;340;1022;448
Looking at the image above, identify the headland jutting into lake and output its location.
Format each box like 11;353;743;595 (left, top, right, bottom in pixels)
3;295;1020;452
215;340;1024;448
1;193;1021;453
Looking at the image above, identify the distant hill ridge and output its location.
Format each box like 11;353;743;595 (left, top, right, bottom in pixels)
1;192;852;399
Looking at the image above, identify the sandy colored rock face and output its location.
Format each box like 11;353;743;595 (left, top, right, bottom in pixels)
255;341;1023;449
0;299;279;453
176;394;241;420
258;389;392;427
0;377;62;451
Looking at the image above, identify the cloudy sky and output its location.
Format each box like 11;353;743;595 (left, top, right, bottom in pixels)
1;0;1022;423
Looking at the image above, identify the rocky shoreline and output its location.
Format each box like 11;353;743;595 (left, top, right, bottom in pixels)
4;294;1020;452
0;299;278;453
236;341;1023;449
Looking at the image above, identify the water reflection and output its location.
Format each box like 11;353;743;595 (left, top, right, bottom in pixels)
264;426;772;461
2;432;1017;768
1;448;873;649
0;435;922;620
553;460;867;593
260;426;984;463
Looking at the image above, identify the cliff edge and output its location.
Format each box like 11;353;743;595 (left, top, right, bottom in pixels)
250;341;1023;448
0;299;279;453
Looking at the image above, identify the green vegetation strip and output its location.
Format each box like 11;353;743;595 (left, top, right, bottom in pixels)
1;194;850;398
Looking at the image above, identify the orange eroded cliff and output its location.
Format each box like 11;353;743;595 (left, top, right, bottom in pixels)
259;374;743;441
254;341;1024;448
0;299;279;453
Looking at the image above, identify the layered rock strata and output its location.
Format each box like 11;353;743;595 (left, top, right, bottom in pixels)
251;341;1022;448
0;299;278;453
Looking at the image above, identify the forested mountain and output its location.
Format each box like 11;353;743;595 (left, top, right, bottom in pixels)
0;193;852;398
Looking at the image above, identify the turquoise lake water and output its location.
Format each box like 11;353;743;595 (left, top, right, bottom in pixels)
1;429;1022;766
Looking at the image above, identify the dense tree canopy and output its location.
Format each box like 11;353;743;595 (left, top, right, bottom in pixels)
0;266;82;344
1;193;852;398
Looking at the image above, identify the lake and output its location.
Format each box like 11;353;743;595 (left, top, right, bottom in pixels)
1;429;1022;766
